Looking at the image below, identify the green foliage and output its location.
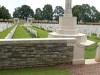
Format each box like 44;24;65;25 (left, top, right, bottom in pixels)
85;43;97;59
13;7;21;18
34;8;43;20
43;4;53;20
72;4;100;23
81;4;92;23
91;6;100;22
13;25;32;38
30;26;48;38
0;6;11;20
72;5;82;23
13;5;34;20
53;6;64;21
0;67;71;75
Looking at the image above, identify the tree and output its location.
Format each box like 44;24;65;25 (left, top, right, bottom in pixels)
81;4;91;23
20;5;34;20
43;4;53;20
0;7;2;18
72;5;82;23
53;6;64;21
72;4;100;23
0;6;11;21
13;7;21;18
13;5;34;20
34;8;43;20
90;6;100;22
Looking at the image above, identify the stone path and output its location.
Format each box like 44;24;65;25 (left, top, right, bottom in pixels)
59;64;100;75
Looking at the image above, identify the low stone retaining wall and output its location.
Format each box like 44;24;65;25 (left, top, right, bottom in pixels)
0;38;75;69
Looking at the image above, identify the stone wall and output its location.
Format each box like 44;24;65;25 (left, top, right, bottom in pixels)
0;38;75;69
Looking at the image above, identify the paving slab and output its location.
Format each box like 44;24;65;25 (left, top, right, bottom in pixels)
85;59;100;64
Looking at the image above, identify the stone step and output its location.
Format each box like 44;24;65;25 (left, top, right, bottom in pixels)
85;59;100;64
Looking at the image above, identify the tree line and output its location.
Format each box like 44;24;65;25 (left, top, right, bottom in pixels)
13;4;64;21
0;4;100;23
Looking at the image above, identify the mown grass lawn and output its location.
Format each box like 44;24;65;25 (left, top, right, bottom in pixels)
30;26;48;38
85;34;100;59
13;25;32;38
0;67;71;75
0;24;16;39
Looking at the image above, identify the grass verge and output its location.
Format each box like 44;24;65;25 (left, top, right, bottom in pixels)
0;24;15;39
85;34;100;59
30;26;48;38
13;25;32;39
0;67;71;75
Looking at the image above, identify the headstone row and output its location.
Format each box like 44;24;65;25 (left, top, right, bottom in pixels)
78;25;100;38
0;22;13;32
33;23;58;32
33;23;100;38
23;26;37;38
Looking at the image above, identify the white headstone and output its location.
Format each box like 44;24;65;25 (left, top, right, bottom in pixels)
95;43;100;62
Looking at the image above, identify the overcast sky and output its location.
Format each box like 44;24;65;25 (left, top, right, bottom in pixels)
0;0;100;15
